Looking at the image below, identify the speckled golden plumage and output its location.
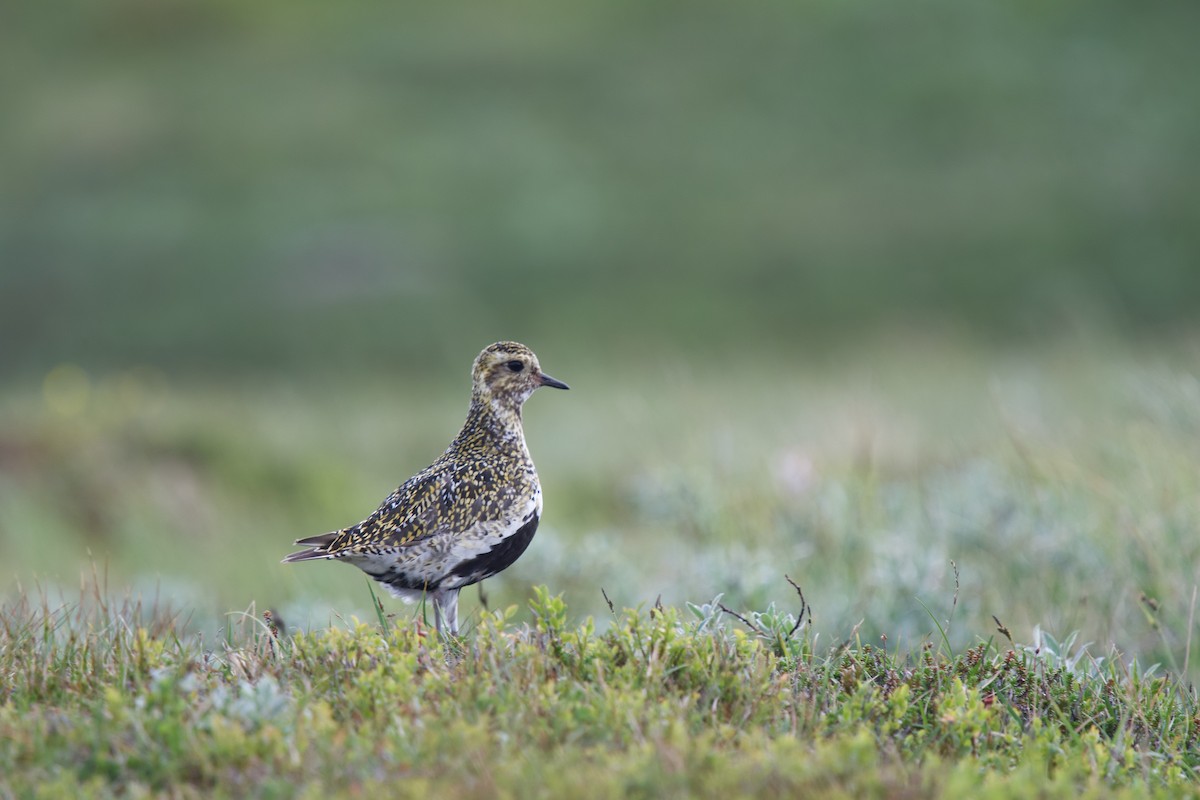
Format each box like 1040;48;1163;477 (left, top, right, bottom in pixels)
283;341;569;635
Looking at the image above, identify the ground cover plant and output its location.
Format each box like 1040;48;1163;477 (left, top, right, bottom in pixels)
6;340;1199;798
1;578;1198;799
2;340;1200;796
4;339;1199;682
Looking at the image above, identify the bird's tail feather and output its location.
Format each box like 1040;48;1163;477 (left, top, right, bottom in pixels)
281;531;340;563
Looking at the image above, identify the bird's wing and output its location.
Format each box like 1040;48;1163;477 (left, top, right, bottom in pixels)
283;458;520;562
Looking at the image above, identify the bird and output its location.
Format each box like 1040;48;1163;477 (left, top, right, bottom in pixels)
282;341;569;636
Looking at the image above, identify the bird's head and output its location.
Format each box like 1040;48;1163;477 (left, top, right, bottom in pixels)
472;341;569;413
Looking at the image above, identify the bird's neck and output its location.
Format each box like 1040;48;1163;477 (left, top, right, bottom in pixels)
456;392;528;455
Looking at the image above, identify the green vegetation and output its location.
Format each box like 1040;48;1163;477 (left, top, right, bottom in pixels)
4;0;1200;794
6;339;1200;793
2;582;1197;798
4;340;1199;681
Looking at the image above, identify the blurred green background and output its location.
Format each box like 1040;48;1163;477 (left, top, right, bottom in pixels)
3;0;1200;674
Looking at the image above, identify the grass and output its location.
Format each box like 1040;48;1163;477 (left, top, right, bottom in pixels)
3;337;1199;681
1;579;1197;798
3;336;1200;794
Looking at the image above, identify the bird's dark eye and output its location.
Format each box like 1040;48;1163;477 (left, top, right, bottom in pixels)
506;360;524;373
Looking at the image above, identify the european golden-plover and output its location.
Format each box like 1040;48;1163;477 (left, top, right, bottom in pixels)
283;341;568;635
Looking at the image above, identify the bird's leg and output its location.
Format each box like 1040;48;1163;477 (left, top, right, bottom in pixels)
432;588;461;637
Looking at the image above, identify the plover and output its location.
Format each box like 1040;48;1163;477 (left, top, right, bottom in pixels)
283;341;568;635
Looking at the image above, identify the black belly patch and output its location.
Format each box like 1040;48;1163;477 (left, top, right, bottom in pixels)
371;514;540;594
449;514;539;586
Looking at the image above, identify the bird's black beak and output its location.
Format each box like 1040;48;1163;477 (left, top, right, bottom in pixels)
538;372;570;390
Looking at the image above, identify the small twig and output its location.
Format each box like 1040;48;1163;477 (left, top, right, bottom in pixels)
477;582;489;611
719;603;766;636
601;587;615;615
650;594;664;618
993;615;1013;645
784;575;809;636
